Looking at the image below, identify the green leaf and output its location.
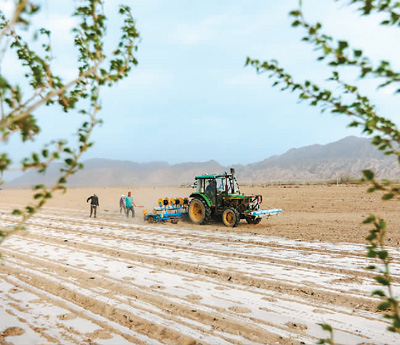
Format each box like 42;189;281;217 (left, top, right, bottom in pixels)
25;206;35;214
319;323;333;332
363;215;376;224
34;193;43;199
348;120;360;127
289;10;301;17
299;93;310;99
362;169;375;181
58;177;67;184
41;148;48;158
375;276;390;286
372;289;386;297
64;158;74;166
366;186;376;193
382;193;394;200
393;317;400;329
338;40;348;50
32;152;39;163
377;250;389;260
378;301;391;310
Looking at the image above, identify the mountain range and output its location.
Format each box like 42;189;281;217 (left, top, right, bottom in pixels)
6;136;400;188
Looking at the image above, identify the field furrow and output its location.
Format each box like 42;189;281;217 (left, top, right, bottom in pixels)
1;185;400;344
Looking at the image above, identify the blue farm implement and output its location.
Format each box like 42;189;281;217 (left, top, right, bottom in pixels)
143;197;189;224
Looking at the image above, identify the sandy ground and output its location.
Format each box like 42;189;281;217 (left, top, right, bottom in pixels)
0;184;400;344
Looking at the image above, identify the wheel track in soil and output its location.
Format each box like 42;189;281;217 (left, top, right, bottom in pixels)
1;206;400;344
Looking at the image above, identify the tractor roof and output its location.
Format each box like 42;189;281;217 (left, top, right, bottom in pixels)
195;173;231;179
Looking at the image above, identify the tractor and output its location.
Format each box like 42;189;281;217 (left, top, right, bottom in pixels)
188;168;281;227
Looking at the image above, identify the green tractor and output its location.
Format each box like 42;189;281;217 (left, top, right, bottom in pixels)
188;168;278;227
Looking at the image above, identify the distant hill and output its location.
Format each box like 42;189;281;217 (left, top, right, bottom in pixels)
237;136;400;182
6;136;400;188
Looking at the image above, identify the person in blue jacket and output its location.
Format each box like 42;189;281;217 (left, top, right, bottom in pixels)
125;191;136;218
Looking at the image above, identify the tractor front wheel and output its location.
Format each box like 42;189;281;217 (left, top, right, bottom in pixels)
222;208;240;227
188;198;211;225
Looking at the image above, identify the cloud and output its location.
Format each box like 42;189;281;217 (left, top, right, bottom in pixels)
376;84;399;96
122;68;174;88
168;14;232;45
191;114;227;126
224;72;268;87
46;15;77;36
0;0;14;16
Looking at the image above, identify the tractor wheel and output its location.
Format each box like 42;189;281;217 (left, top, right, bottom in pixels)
188;198;211;225
246;217;262;225
222;208;240;227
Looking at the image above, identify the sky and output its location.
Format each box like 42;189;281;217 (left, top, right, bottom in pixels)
1;0;399;171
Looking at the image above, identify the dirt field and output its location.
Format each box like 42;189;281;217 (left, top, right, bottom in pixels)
1;184;400;344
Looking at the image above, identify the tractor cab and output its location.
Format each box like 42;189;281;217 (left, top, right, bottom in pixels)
193;171;240;206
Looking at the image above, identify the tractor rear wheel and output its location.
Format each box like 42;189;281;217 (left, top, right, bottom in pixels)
222;208;240;227
188;198;211;225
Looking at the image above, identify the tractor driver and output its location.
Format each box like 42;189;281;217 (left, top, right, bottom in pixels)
206;179;216;203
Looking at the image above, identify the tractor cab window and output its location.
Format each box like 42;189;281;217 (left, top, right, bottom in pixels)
227;176;240;194
215;178;225;193
196;179;205;194
214;177;240;194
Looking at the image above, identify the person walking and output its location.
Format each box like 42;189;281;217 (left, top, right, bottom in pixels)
87;193;99;218
119;194;126;214
125;191;136;218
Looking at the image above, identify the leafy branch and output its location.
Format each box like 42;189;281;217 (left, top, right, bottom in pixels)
362;209;400;332
316;323;334;345
246;0;400;338
291;1;400;89
346;0;400;25
0;0;140;249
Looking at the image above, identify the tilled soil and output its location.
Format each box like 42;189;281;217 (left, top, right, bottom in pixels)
0;184;399;344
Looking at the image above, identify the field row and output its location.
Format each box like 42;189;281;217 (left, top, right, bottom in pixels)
1;207;399;344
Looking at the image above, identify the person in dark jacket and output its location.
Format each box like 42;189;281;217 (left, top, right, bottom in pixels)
87;193;99;218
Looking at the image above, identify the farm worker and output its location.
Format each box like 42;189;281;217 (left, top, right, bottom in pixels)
86;193;99;218
206;179;215;194
125;191;137;218
206;179;216;203
119;194;126;214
